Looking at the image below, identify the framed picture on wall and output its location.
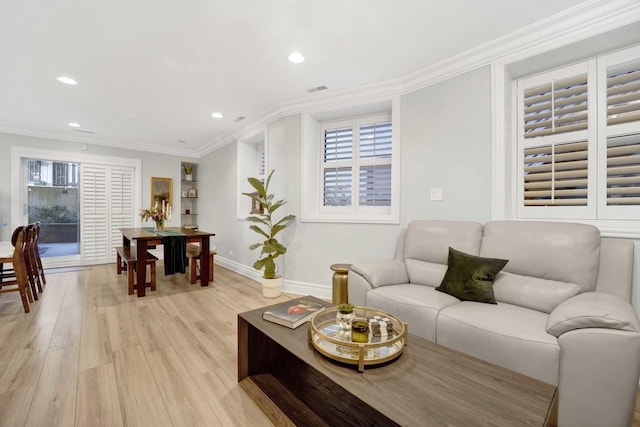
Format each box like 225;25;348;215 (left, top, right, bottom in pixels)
151;177;173;207
187;188;197;198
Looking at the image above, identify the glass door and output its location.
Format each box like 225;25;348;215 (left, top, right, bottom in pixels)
26;158;81;266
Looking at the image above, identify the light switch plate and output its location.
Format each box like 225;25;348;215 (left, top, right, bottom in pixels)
430;188;443;201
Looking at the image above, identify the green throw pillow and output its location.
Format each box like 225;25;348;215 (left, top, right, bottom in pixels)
436;247;508;304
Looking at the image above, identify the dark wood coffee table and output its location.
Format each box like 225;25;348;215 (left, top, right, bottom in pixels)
238;297;557;426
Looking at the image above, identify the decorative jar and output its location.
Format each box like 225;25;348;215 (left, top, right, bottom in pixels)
351;320;369;343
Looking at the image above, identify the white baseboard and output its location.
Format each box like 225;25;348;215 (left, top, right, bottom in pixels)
214;256;331;300
215;256;261;281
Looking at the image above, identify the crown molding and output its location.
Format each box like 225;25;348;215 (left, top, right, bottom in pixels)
404;0;640;91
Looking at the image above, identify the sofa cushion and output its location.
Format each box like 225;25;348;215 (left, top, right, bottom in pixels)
436;247;508;304
437;301;560;385
404;220;484;265
405;259;447;287
493;272;581;314
366;284;459;341
480;221;600;292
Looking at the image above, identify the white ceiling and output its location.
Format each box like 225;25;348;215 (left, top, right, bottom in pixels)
0;0;594;157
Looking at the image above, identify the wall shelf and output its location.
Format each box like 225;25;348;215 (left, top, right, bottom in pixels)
180;162;199;228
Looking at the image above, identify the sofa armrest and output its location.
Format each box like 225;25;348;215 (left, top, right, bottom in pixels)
350;260;409;288
347;260;409;306
546;292;640;337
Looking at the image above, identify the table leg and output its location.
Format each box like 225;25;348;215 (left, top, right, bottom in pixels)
136;241;147;297
200;236;210;286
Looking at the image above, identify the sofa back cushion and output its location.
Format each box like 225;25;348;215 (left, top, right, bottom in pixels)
493;272;581;313
404;220;484;287
480;221;600;293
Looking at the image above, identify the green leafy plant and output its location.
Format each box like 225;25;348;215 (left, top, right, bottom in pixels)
183;164;193;175
338;303;355;313
242;170;296;279
29;205;78;224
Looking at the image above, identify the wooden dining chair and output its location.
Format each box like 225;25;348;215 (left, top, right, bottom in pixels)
0;226;24;283
0;229;33;313
21;225;40;299
26;224;43;293
33;223;46;285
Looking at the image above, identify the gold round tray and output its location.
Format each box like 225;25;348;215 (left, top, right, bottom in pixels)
308;306;407;372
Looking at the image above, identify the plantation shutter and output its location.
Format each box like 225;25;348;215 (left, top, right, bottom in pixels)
323;126;353;206
517;60;594;218
523;141;588;206
606;58;640;207
257;144;266;177
523;74;589;139
81;164;108;264
323;167;352;206
109;166;134;261
607;65;640;126
81;163;136;264
359;120;392;206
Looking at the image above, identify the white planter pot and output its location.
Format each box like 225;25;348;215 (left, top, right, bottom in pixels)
261;276;283;298
185;174;193;181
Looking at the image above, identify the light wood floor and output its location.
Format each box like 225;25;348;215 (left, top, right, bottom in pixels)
0;263;300;427
1;263;640;426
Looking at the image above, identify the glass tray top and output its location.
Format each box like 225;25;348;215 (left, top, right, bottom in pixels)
308;306;407;372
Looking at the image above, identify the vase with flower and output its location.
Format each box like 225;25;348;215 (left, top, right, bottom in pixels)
139;201;172;231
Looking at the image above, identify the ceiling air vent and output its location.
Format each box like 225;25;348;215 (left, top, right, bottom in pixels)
73;129;95;134
234;116;246;122
307;85;328;93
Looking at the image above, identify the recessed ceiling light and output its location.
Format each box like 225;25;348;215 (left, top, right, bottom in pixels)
57;76;78;85
288;52;305;64
68;122;80;128
211;112;223;119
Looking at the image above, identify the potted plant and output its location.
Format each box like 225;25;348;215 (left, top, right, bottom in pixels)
183;164;193;181
242;169;296;298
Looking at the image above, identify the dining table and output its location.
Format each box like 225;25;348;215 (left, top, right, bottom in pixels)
120;227;215;297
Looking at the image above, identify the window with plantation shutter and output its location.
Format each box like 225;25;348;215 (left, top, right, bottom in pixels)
320;114;392;212
514;44;640;227
516;60;596;219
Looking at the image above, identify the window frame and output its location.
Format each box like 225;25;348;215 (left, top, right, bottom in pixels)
319;113;392;215
515;59;598;220
500;43;640;237
301;97;401;224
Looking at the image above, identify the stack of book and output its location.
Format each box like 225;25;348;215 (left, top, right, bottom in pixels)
262;296;326;329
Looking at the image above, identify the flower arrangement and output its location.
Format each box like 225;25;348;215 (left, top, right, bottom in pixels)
140;201;172;230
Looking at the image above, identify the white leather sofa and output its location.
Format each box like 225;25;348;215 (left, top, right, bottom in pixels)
348;220;640;427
